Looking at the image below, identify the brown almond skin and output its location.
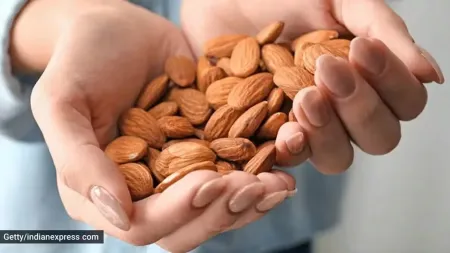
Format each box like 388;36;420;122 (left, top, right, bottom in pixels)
206;77;242;110
119;163;154;201
243;144;276;175
136;74;169;110
176;88;212;125
273;66;315;100
105;136;148;164
291;30;339;51
198;66;227;93
230;37;260;78
257;140;275;152
148;101;178;119
154;161;217;194
303;43;349;74
256;21;285;45
119;108;166;149
267;88;285;116
216;57;233;76
294;42;315;67
157;116;195;138
204;105;243;141
210;138;256;162
322;39;351;55
162;138;210;150
261;44;295;74
154;142;217;177
194;128;206;140
227;73;274;110
165;55;196;87
216;160;239;175
203;34;249;58
229;101;268;138
197;56;212;79
256;112;288;139
146;148;165;183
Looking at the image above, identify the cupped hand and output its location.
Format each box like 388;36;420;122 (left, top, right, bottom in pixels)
181;0;444;174
29;2;295;252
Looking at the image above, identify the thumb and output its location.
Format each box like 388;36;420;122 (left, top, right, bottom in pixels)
334;0;444;84
31;78;133;231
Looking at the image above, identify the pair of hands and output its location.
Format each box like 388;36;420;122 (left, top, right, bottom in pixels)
16;0;443;252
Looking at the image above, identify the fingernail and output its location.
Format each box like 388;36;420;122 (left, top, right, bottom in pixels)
300;88;330;128
417;46;445;84
256;191;288;212
285;132;305;155
90;186;130;231
316;55;355;98
287;188;298;197
192;178;227;208
228;182;265;213
352;37;386;76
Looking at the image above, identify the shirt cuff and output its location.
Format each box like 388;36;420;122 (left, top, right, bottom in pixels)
0;0;33;134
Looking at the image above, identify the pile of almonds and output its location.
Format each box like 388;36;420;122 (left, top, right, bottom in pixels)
105;21;351;201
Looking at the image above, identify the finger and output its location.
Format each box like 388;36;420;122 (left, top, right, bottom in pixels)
334;0;444;84
61;170;225;246
350;37;427;121
275;122;311;167
293;86;354;174
315;54;401;155
157;171;265;253
226;171;294;231
32;97;134;231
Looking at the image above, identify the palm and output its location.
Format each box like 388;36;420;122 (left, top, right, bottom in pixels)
181;0;346;57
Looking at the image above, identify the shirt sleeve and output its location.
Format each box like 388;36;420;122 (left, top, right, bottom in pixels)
0;0;35;137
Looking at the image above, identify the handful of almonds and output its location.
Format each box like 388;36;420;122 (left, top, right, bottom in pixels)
104;21;352;201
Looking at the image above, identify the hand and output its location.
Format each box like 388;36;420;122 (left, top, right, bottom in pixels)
22;1;295;251
181;0;444;174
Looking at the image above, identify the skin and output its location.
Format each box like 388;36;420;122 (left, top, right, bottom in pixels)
9;0;444;252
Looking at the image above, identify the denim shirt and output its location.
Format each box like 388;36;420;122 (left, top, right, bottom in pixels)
0;1;345;252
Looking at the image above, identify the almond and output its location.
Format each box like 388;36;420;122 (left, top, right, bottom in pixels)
227;73;274;110
197;66;226;93
162;138;210;150
197;56;212;77
261;44;295;73
148;101;178;119
259;59;268;72
277;42;293;52
119;108;166;149
194;128;206;140
119;163;154;201
216;57;233;76
165;55;196;87
204;105;243;141
256;21;285;45
291;30;339;51
303;43;349;74
204;34;249;58
146;148;165;183
273;66;315;100
216;160;239;175
243;144;276;175
136;74;169;110
157;116;195;138
294;42;314;67
154;142;216;177
289;109;297;122
257;140;275;152
155;161;217;193
175;88;212;125
105;136;148;164
267;88;285;116
210;138;256;162
229;101;268;138
230;37;260;78
256;112;288;139
322;39;351;55
206;77;242;110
